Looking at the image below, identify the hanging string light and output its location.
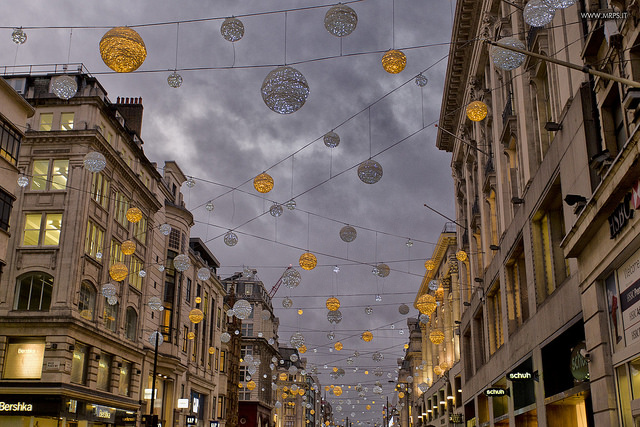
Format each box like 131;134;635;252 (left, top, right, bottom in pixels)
126;207;143;223
324;131;340;148
299;252;317;270
261;66;310;114
326;297;341;311
382;49;406;74
324;4;358;37
99;26;147;73
456;250;468;262
416;294;437;315
224;231;239;246
415;74;428;87
109;263;128;282
429;330;445;345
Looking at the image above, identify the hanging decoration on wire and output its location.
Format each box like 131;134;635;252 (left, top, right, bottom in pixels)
523;0;556;27
324;4;358;37
221;17;245;42
12;28;27;44
253;172;274;193
382;0;406;74
99;26;147;73
490;37;526;70
168;23;183;88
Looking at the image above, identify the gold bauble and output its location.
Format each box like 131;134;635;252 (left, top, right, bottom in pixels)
366;405;371;410
362;331;373;342
334;341;343;351
282;392;288;400
298;309;304;315
425;259;436;270
310;410;315;415
99;27;147;73
325;386;330;391
298;388;305;396
188;332;195;340
466;101;488;122
440;361;449;370
189;308;204;324
299;252;318;270
456;250;468;262
333;367;339;372
253;172;274;193
404;344;409;350
126;207;143;223
333;386;343;396
435;286;444;301
429;330;445;345
208;347;215;354
398;392;405;399
298;345;307;354
326;297;341;311
195;296;202;304
247;380;256;391
109;263;128;281
121;240;136;255
433;366;443;376
382;49;407;74
279;373;288;381
416;294;437;315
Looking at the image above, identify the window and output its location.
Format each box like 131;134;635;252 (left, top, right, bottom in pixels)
84;220;104;260
239;384;252;401
125;307;137;341
2;338;45;379
90;172;110;210
0;120;21;165
79;282;96;320
14;272;53;311
169;228;180;250
0;189;14;232
505;242;529;334
215;348;219;371
186;278;192;303
241;323;253;337
204;291;209;315
104;298;118;332
30;159;69;191
96;353;112;391
241;345;253;360
192;327;198;362
182;326;189;352
39;113;53;131
119;361;131;396
217;307;222;329
23;213;62;246
70;343;89;384
129;256;144;290
110;240;124;265
487;282;504;355
133;215;147;244
217;395;225;419
60;113;74;131
219;350;226;372
113;191;129;227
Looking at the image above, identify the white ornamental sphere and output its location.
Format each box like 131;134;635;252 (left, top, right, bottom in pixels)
83;151;107;173
324;131;340;148
149;331;164;346
365;306;373;315
244;354;254;364
327;310;343;324
107;296;118;305
101;283;117;298
220;17;245;42
372;352;384;362
490;37;526;70
290;332;305;348
261;66;310;114
406;375;414;383
220;332;231;343
17;175;29;188
12;28;27;44
428;280;439;291
282;268;302;289
373;386;383;395
290;354;299;362
261;311;271;321
415;74;428;87
51;75;78;100
327;331;335;340
374;367;383;377
418;383;428;393
185;177;196;188
197;267;211;281
375;294;382;302
167;71;183;88
523;0;555;27
419;313;429;324
284;199;297;210
205;201;214;212
269;204;283;217
282;297;293;308
224;231;238;246
375;263;390;278
139;270;146;277
148;297;163;311
357;159;383;184
233;299;253;320
268;338;275;345
546;0;576;8
324;4;358;37
173;254;191;272
339;225;357;242
159;223;172;236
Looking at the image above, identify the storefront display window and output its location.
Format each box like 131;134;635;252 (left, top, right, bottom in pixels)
2;338;45;379
119;361;131;396
631;357;640;400
70;343;88;384
616;364;633;426
97;353;112;391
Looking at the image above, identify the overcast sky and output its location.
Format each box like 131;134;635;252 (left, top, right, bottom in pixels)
3;0;456;421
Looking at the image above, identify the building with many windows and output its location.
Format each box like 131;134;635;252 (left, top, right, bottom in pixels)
0;69;229;427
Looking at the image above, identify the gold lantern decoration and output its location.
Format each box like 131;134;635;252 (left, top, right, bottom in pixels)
466;100;488;122
109;263;129;281
424;259;436;270
126;207;143;223
334;342;343;351
382;49;407;74
298;345;307;354
195;296;202;304
208;347;215;354
456;250;468;262
299;252;317;270
188;332;195;340
403;344;409;350
326;297;341;311
362;331;373;342
324;386;330;391
366;405;371;410
279;373;288;381
189;308;204;324
416;294;437;315
333;386;343;396
247;380;257;391
429;330;445;345
433;366;443;376
99;27;147;73
253;172;274;193
435;285;444;301
121;240;136;255
297;309;304;315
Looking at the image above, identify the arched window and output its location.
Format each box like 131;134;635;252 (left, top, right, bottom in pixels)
125;307;138;341
78;282;96;320
104;298;118;332
14;272;54;311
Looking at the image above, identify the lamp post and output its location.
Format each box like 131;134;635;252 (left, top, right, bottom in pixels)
149;330;160;427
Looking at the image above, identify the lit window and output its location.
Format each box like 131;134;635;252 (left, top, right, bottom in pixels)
219;350;226;372
51;160;69;189
125;307;137;341
60;113;74;131
487;283;504;355
241;323;253;337
31;160;49;190
79;282;96;320
39;113;53;131
129;256;144;290
91;172;110;210
84;220;104;260
30;159;69;191
104;298;118;332
114;191;129;227
110;240;124;265
22;213;63;246
14;272;54;311
119;360;131;396
96;353;112;391
133;215;147;244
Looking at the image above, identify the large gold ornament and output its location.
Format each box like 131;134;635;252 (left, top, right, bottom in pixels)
382;49;407;74
416;294;437;315
429;330;445;345
456;250;468;262
466;101;488;122
299;252;318;270
189;308;204;324
425;259;436;270
334;341;343;351
121;240;136;255
247;380;256;391
99;27;147;73
253;173;274;193
109;263;128;281
126;207;143;223
326;297;341;311
362;331;373;342
333;386;343;396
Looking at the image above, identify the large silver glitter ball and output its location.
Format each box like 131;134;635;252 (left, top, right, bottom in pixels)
490;37;526;71
149;331;163;346
282;268;302;289
357;159;383;184
167;71;183;88
269;203;283;217
159;223;172;236
523;0;555;27
206;201;215;212
365;306;373;315
282;297;293;308
428;279;439;291
197;267;211;281
324;4;358;37
148;297;164;311
233;299;253;320
224;231;238;246
290;353;299;362
261;66;310;114
220;17;245;42
374;367;383;377
101;283;117;297
546;0;577;8
339;225;357;242
51;75;78;100
418;382;428;393
398;304;410;315
372;352;384;362
107;296;118;305
327;310;343;324
173;254;191;272
12;28;26;44
324;131;340;148
220;332;231;343
415;74;428;87
83;151;107;173
373;386;383;395
17;175;29;188
376;263;390;278
290;332;305;348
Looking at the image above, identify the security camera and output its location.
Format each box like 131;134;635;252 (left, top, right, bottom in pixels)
564;194;587;206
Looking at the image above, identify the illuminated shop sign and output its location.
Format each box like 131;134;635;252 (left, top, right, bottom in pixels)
570;342;590;381
186;415;197;425
484;388;508;397
92;405;115;422
0;402;33;411
507;370;533;381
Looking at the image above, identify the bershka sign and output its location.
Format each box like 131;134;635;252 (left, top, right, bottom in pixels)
507;370;533;381
0;402;33;411
484;388;507;397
